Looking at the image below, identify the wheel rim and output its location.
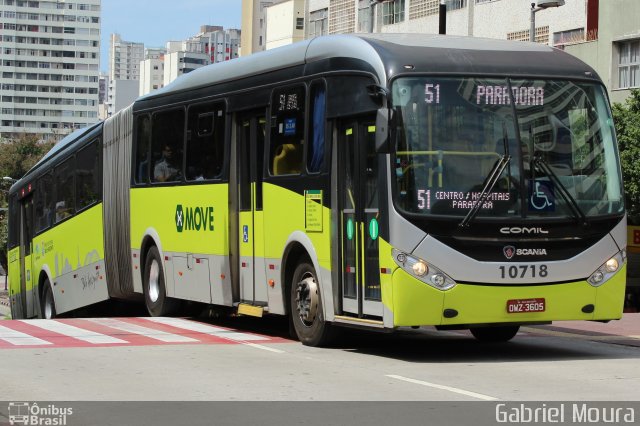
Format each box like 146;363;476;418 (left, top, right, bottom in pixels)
148;259;160;303
295;271;319;327
44;290;53;319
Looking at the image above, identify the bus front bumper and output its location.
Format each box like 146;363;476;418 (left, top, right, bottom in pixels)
391;266;626;327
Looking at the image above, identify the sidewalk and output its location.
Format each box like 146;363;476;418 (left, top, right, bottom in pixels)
529;313;640;347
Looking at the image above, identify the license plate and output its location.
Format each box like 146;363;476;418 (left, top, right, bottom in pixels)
507;298;545;313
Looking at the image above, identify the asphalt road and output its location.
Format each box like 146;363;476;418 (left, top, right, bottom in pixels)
0;314;638;402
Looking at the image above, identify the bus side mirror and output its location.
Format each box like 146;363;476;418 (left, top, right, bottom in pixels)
375;108;392;153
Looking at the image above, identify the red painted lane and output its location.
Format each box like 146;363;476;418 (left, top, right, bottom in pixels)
0;318;289;349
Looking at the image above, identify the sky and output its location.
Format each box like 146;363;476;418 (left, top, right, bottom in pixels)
100;0;242;73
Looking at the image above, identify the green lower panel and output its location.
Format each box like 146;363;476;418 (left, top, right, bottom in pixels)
392;268;445;326
392;266;626;327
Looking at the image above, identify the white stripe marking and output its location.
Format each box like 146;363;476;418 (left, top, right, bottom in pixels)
0;324;52;346
20;320;127;344
143;317;284;353
242;342;285;354
86;318;198;343
386;375;499;401
143;317;268;341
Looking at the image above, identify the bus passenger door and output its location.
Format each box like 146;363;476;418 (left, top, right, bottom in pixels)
338;119;383;318
18;195;35;318
236;111;267;306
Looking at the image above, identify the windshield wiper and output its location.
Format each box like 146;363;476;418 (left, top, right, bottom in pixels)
459;154;511;228
459;123;512;228
532;153;588;226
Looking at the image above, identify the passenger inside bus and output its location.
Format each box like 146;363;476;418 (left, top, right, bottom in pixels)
153;144;181;182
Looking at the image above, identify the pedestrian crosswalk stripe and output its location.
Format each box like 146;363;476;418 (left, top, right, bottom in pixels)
19;319;129;344
86;318;198;343
0;323;52;346
0;317;285;349
143;317;268;342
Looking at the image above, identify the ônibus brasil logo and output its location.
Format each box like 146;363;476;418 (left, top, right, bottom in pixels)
175;204;214;233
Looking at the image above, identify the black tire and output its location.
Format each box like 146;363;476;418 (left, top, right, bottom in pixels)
290;261;334;346
144;246;178;316
41;279;56;319
470;325;520;342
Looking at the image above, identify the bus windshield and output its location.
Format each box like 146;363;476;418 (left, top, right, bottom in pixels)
392;77;624;220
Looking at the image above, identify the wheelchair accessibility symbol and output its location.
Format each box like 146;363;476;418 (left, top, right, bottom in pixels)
529;180;555;212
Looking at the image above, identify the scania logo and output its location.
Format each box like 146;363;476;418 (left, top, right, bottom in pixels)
503;246;515;260
500;227;549;235
503;246;548;259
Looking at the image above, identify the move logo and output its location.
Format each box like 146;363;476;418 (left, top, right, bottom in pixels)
175;204;214;233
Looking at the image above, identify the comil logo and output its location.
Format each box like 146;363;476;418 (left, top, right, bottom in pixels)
500;227;549;235
8;402;73;425
175;204;214;233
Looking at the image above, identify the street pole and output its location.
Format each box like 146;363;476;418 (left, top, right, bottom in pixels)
439;0;447;35
530;3;538;42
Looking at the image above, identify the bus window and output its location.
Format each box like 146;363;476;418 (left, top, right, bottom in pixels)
186;102;225;181
54;157;75;223
151;109;185;183
7;194;18;249
34;172;54;232
307;82;326;173
134;114;151;184
270;84;305;176
76;138;102;211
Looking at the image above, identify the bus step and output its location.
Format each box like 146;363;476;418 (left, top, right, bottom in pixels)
334;315;384;328
237;303;264;318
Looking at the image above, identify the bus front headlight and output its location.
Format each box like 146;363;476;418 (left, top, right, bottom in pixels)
588;250;625;287
393;249;456;291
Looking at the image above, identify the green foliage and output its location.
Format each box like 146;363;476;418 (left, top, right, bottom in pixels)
613;89;640;223
0;134;55;272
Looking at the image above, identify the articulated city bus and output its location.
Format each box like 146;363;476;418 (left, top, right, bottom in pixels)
7;34;626;345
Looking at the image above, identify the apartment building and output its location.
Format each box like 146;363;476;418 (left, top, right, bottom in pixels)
106;33;143;116
0;0;100;140
265;0;305;50
241;0;274;55
298;0;637;100
565;0;640;103
139;47;165;96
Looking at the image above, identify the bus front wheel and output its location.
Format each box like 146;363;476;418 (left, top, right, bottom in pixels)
290;261;333;347
144;246;177;317
41;279;56;319
470;325;520;342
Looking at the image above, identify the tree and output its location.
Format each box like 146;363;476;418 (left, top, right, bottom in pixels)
612;89;640;223
0;134;55;272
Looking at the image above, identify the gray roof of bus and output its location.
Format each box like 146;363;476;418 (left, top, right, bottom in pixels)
138;33;575;100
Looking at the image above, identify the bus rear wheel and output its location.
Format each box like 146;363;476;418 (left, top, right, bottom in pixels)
144;246;177;317
41;279;56;319
470;325;520;342
290;261;333;347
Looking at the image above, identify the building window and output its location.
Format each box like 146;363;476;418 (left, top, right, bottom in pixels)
447;0;467;10
507;26;549;44
617;39;640;89
410;0;465;20
409;0;439;20
553;28;585;47
296;17;304;30
329;0;355;34
309;8;328;38
383;0;405;25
